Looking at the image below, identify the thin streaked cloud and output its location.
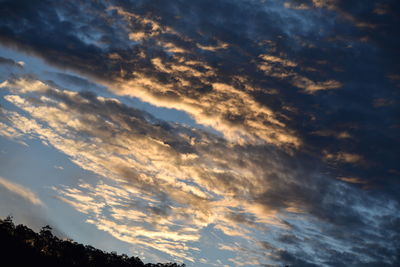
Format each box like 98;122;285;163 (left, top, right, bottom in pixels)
0;176;43;206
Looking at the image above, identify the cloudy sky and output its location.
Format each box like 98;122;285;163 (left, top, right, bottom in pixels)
0;0;399;266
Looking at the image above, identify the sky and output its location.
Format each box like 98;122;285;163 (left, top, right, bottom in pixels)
0;0;399;266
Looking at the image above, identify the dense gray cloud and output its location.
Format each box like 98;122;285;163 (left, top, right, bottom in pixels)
45;72;106;92
0;0;399;266
0;56;24;68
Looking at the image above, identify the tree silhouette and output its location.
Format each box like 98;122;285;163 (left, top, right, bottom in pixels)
0;216;185;267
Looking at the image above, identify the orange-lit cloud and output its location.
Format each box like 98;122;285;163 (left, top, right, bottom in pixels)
0;77;317;264
0;0;398;265
258;53;342;93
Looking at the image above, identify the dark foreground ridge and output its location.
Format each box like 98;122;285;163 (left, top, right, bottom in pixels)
0;216;185;267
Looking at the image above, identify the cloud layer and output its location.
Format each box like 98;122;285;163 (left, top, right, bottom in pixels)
0;0;399;266
1;77;399;265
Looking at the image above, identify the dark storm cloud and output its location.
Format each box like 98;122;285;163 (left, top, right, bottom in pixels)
1;0;399;265
45;72;105;92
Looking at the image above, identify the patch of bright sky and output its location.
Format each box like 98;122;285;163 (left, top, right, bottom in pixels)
0;132;135;253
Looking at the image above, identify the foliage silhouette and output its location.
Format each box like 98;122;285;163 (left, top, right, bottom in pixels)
0;216;185;267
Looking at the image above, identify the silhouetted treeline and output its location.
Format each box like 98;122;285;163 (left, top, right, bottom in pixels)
0;216;185;267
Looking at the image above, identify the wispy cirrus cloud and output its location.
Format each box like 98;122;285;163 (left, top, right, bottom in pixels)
0;176;43;206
